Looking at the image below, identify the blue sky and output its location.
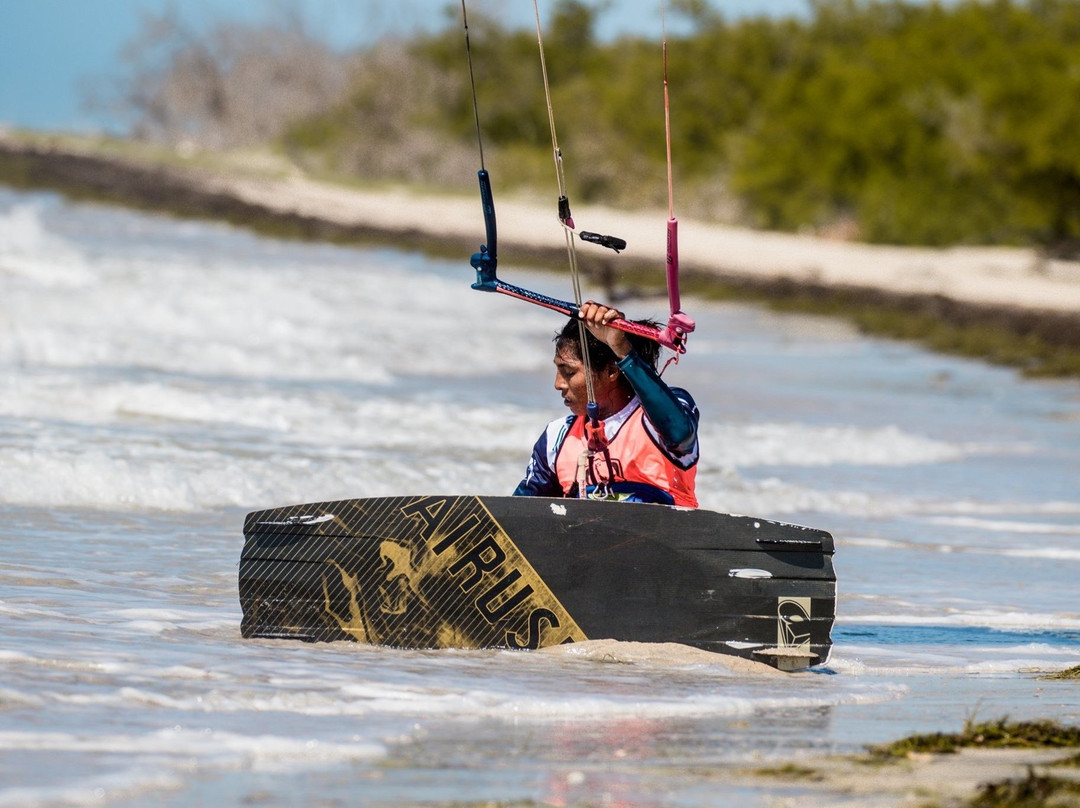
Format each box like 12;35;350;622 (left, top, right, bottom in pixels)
0;0;810;133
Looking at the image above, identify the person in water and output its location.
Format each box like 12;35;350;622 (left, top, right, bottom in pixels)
513;300;699;506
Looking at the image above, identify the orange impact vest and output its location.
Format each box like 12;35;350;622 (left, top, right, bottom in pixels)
553;403;698;508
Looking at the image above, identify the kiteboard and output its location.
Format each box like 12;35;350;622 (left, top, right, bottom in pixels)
238;495;835;671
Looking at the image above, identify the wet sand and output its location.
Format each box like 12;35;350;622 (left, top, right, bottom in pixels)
747;747;1080;807
544;641;1080;806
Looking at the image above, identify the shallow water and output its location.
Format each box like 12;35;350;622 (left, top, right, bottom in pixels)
1;187;1079;806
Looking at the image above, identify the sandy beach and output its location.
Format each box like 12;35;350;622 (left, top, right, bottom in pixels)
224;169;1080;314
4;130;1080;322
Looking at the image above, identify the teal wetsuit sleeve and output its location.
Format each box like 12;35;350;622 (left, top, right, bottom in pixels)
616;350;698;455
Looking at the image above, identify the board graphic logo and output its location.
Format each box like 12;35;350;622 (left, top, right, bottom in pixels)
312;496;587;650
377;540;423;615
777;596;812;650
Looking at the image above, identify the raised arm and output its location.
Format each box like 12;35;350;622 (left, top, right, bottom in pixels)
617;350;698;455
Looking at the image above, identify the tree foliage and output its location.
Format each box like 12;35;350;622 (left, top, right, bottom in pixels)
115;0;1080;252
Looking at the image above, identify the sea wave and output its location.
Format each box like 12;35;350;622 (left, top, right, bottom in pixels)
700;421;1017;468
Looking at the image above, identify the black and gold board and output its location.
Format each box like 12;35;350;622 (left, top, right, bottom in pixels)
239;496;836;670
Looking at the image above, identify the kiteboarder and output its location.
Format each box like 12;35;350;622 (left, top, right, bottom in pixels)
514;300;699;506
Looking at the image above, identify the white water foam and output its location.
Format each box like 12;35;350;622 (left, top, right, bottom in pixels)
841;611;1080;631
0;200;97;288
3;196;1055;519
827;649;1080;677
6;663;899;723
0;199;548;381
928;516;1080;536
701;422;1011;468
842;534;1080;560
0;398;546;510
0;727;385;808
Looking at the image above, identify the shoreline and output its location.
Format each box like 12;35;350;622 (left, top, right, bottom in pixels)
741;715;1080;807
2;130;1080;376
743;746;1080;807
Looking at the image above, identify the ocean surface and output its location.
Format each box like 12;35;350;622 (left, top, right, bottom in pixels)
1;185;1078;807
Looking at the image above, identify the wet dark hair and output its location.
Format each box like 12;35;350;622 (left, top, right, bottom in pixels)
554;316;662;372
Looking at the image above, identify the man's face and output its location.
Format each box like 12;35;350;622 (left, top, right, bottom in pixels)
553;347;589;416
554;346;631;418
